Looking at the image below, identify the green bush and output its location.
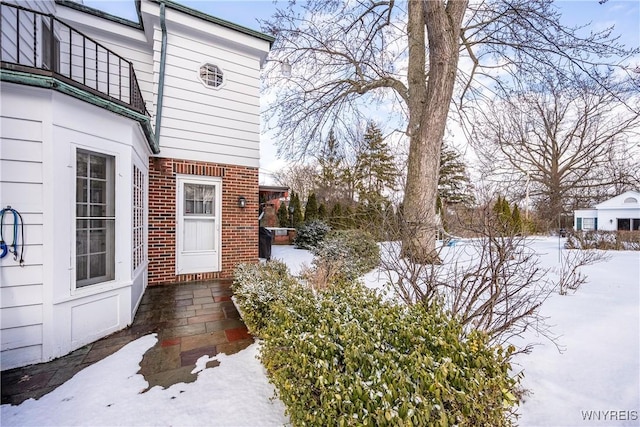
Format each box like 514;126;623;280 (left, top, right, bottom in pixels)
294;220;331;250
262;284;518;426
231;261;297;336
310;230;380;284
233;263;519;426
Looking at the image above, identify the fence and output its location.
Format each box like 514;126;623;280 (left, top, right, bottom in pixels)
0;2;148;115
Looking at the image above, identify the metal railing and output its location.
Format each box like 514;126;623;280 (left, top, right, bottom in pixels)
0;2;148;115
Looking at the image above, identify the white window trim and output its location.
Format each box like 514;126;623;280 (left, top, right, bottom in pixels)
175;175;222;274
132;161;147;272
71;145;119;294
197;62;226;90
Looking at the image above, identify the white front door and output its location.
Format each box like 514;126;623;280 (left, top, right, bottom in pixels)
176;176;222;274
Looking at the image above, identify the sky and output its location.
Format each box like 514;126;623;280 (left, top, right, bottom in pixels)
80;0;639;183
82;0;279;32
2;238;638;426
80;1;640;51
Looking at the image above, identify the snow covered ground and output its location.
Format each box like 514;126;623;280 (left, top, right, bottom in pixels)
2;237;638;426
1;336;287;426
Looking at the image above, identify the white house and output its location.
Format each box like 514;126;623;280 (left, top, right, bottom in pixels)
573;191;640;231
0;0;272;370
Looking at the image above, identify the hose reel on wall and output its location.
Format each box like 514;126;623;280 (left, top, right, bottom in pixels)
0;206;25;266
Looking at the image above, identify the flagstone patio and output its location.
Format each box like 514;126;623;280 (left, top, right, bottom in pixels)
1;280;253;405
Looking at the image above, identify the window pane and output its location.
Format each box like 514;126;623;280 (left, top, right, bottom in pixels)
90;229;106;253
89;254;106;277
89;155;106;178
90;180;105;203
76;256;87;282
76;203;88;217
184;183;215;216
77;178;87;202
91;219;105;228
76;229;88;255
77;153;88;177
185;184;194;200
90;204;106;216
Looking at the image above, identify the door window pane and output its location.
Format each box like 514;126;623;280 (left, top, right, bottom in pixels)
184;184;215;216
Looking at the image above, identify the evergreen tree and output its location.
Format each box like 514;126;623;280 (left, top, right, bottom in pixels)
501;197;512;221
318;203;327;220
438;144;475;206
512;204;522;233
343;206;356;229
316;130;345;205
493;195;503;217
354;121;398;199
290;191;304;228
304;193;319;222
493;195;520;234
330;203;343;229
277;202;290;227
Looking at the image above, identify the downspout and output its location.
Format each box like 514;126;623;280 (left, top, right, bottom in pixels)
154;0;167;147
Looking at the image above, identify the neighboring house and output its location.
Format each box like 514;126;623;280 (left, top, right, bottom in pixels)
0;0;272;370
573;191;640;231
259;185;289;227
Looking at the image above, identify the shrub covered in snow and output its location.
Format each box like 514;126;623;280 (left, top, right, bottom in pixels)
293;220;331;250
566;230;640;250
231;261;297;337
305;230;380;287
233;263;519;426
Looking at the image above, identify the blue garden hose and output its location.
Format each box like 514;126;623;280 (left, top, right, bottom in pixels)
0;206;25;266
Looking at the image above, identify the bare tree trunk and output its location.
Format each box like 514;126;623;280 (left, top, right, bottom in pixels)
402;0;467;263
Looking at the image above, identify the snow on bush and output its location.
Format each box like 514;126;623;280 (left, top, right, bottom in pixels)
232;261;297;337
304;230;380;288
293;220;331;250
232;263;520;426
566;230;640;250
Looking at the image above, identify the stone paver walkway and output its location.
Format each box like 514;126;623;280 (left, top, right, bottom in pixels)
1;280;253;405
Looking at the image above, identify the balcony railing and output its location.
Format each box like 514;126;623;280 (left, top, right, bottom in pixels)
0;2;148;115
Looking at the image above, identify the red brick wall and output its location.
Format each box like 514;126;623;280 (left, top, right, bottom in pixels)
148;157;259;285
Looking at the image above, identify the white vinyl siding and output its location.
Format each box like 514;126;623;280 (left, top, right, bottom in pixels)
48;8;155;116
1;4;36;66
0;89;46;368
4;0;55;14
1;1;56;68
52;2;269;167
155;29;262;167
